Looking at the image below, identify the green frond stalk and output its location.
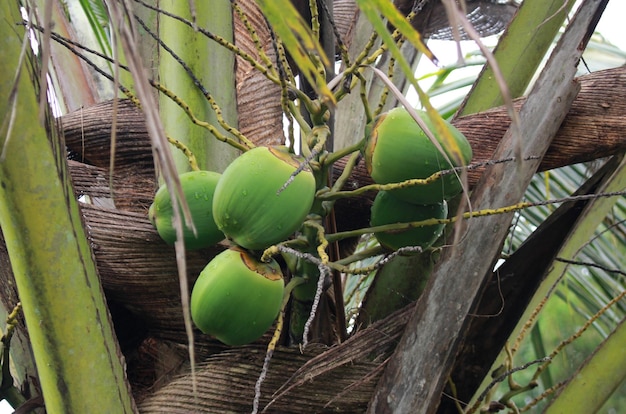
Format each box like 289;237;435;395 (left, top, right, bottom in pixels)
157;0;239;173
469;156;626;410
460;0;577;115
0;2;136;412
513;157;626;353
543;316;626;413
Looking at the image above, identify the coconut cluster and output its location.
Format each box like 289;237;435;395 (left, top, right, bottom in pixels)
364;107;473;251
149;146;315;345
148;108;473;346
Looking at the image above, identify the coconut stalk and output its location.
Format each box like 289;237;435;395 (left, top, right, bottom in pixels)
0;1;136;412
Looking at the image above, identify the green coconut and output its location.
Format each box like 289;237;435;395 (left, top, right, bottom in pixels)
212;146;316;250
364;107;473;204
148;170;224;250
190;247;284;346
370;191;448;251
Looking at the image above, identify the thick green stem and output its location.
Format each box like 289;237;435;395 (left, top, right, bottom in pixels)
0;3;136;412
543;316;626;413
158;0;239;173
459;0;577;115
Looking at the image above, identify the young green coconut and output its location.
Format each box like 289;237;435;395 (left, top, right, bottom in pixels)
370;190;448;251
212;146;316;250
190;247;284;346
364;107;473;205
148;170;225;250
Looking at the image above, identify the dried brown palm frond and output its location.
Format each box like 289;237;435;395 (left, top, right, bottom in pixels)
396;0;519;40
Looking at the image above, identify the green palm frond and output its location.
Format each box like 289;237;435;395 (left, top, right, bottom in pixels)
77;0;112;57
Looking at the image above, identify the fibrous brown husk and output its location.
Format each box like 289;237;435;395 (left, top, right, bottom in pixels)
62;100;155;179
79;202;221;334
58;100;218;342
137;305;411;413
233;0;284;147
398;0;518;40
